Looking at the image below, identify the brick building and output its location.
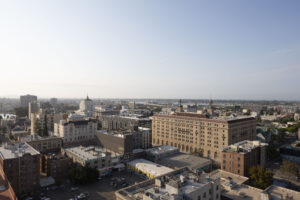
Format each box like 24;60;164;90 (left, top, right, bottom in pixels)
0;143;40;195
221;140;268;176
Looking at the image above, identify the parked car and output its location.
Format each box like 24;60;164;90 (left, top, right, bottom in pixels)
71;187;79;191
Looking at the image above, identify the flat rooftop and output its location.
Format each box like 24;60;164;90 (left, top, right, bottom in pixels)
146;145;178;156
157;153;211;170
0;142;40;160
127;159;174;177
265;185;300;200
209;169;249;185
222;140;268;153
116;167;219;200
64;146;120;161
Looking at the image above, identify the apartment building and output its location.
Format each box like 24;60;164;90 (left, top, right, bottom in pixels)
41;153;72;181
221;140;268;176
152;113;256;161
0;143;40;195
54;119;97;145
19;134;63;153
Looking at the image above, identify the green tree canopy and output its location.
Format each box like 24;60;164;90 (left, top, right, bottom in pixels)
248;165;273;189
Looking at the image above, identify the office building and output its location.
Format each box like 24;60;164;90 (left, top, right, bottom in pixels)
54;118;97;146
152;113;256;161
96;130;134;159
116;167;221;200
50;98;58;107
20;94;37;108
0;143;40;195
102;115;152;130
221;140;268;176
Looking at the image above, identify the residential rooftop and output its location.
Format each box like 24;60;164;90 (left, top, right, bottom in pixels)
222;140;268;154
0;142;40;160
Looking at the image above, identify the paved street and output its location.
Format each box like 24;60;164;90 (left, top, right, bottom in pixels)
42;171;145;200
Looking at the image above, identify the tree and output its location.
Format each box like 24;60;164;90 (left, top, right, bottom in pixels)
280;160;299;177
248;165;273;189
287;126;297;133
34;119;42;136
267;145;280;160
67;165;98;184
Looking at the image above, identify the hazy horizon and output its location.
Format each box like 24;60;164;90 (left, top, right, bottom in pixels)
1;1;300;100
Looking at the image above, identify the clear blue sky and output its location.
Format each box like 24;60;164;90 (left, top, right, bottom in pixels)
0;0;299;100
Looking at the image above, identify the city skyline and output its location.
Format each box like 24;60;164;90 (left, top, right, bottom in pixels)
1;0;300;100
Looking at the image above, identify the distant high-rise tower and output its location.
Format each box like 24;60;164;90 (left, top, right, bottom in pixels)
50;98;58;107
176;99;184;113
20;94;37;107
28;101;40;120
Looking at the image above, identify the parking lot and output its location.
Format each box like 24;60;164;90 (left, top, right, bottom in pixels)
42;170;145;200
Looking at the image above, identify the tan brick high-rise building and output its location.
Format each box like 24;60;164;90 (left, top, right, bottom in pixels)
152;113;256;161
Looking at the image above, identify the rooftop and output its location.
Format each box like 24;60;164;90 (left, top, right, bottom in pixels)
222;140;268;154
116;167;219;200
127;159;174;177
156;153;212;170
146;145;178;156
0;142;40;160
64;146;120;161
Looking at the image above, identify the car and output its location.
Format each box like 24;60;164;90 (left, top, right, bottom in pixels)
77;193;86;199
71;187;79;191
41;197;51;200
98;177;103;181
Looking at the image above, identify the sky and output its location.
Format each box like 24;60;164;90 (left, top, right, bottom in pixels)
0;0;300;100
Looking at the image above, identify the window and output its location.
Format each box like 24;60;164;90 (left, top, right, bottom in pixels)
203;192;206;198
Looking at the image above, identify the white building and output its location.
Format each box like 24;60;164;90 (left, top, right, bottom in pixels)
75;96;95;118
54;119;97;144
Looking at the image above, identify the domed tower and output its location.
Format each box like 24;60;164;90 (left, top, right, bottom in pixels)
78;95;95;117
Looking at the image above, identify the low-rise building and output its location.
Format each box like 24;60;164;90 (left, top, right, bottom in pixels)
0;143;40;195
19;134;63;153
116;167;221;200
221;140;268;176
126;159;174;178
62;146;122;173
41;153;73;181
